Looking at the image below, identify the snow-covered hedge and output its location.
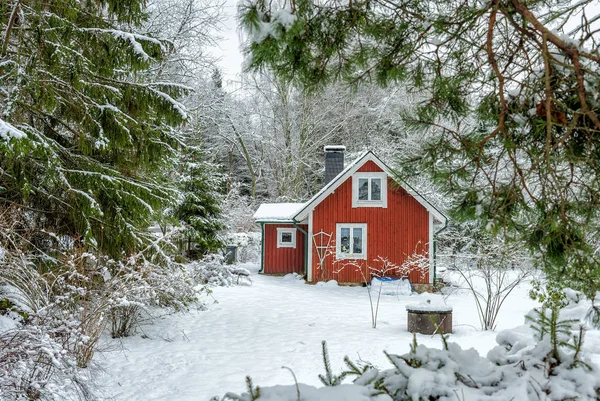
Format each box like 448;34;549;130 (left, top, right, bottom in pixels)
220;295;600;401
191;255;252;287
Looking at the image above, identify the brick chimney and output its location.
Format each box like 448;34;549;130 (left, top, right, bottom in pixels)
324;145;346;184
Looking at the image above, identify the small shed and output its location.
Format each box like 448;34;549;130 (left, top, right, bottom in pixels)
253;203;307;275
253;147;448;288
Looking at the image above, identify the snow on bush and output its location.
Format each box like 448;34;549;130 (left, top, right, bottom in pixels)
0;325;95;401
191;255;251;287
225;232;261;263
220;293;600;401
0;234;204;399
222;186;259;234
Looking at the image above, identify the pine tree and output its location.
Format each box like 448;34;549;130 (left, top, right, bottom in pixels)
174;146;225;258
239;0;600;298
1;0;187;257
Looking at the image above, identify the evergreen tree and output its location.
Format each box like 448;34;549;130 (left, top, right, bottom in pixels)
1;0;187;257
239;0;600;298
174;146;225;258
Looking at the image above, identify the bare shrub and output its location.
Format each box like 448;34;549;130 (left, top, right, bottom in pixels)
109;304;144;338
0;322;96;401
440;227;533;330
336;254;429;328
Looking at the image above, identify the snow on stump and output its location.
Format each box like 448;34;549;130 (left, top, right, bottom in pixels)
406;300;452;335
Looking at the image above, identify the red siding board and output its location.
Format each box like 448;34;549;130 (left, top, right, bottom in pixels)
263;224;306;275
311;161;430;284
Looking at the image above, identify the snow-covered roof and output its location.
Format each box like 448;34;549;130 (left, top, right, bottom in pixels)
324;145;346;152
253;203;307;222
253;151;447;225
293;151;447;224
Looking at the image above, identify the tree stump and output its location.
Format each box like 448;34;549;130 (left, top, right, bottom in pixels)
406;302;452;335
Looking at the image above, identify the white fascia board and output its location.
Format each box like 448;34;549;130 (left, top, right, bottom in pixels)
255;218;309;224
294;151;448;225
255;219;295;223
294;151;374;221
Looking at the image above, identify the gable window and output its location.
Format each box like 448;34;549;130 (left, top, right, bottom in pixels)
336;223;367;259
352;172;387;208
277;228;297;248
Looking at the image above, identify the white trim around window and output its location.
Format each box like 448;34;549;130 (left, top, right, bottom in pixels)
277;228;297;248
352;172;387;208
336;223;367;260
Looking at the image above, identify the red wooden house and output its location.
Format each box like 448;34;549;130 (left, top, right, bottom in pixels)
253;147;447;290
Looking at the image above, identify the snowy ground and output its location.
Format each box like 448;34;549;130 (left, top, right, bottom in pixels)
94;264;591;401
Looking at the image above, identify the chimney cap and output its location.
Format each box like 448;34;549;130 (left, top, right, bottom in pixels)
324;145;346;153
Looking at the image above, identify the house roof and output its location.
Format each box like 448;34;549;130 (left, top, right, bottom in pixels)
253;203;306;223
252;151;448;225
292;151;447;224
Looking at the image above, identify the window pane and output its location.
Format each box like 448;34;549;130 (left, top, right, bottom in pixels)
340;228;350;253
358;178;369;200
281;232;292;243
371;178;381;200
352;228;363;254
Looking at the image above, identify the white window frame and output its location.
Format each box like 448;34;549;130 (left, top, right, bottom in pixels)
352;172;387;208
336;223;367;260
277;228;297;248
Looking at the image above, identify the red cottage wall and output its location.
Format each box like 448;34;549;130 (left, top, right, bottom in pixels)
311;160;430;284
263;224;307;275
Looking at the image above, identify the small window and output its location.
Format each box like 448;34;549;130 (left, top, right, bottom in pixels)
277;228;297;248
336;223;367;259
352;173;387;207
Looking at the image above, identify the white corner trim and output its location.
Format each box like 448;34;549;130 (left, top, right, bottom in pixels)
335;223;367;260
429;212;434;284
307;211;313;282
351;172;388;208
277;227;297;248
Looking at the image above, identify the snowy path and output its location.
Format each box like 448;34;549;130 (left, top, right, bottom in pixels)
95;265;538;400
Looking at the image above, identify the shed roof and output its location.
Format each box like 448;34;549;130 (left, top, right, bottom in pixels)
253;202;306;223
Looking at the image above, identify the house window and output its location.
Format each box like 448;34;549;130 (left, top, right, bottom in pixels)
352;172;387;208
336;223;367;259
277;228;297;248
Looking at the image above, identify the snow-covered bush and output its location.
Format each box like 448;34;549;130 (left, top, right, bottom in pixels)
220;296;600;401
109;303;144;339
222;184;259;234
102;258;200;338
191;255;251;287
0;233;202;364
0;325;95;401
0;254;100;399
224;232;261;263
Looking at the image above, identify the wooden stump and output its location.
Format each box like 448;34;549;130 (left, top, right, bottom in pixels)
406;304;452;335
